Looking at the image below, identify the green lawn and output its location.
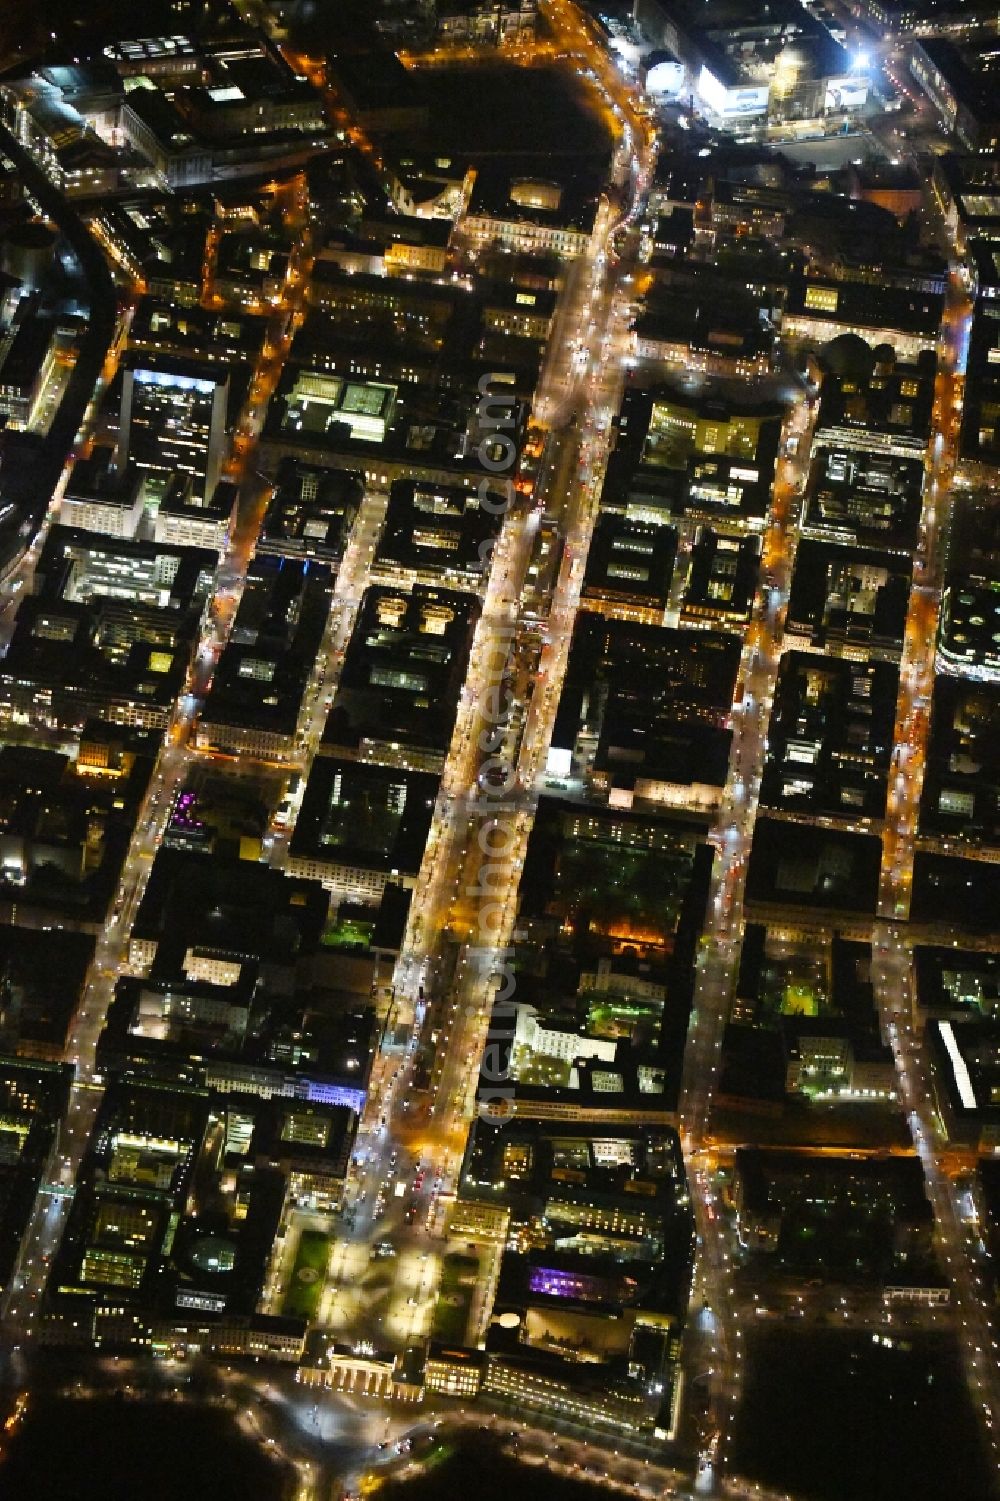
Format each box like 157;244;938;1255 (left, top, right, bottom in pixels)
281;1229;330;1321
781;983;820;1017
432;1254;477;1345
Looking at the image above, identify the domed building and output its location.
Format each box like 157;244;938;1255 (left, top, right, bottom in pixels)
819;332;877;381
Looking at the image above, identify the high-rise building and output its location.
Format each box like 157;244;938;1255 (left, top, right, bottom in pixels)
118;355;229;502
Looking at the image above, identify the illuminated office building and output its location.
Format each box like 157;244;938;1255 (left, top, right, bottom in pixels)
118;355;229;502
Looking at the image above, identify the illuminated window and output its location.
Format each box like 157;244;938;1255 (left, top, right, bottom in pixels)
804;285;839;313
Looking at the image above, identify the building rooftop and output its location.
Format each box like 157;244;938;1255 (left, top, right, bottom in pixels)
961;301;1000;468
250;1098;356;1176
928;1018;1000;1135
0;728;156;925
634;278;775;368
760;652;899;822
131;848;329;981
581;513;677;617
0;1054;73;1286
725;930;892;1103
915;945;1000;1019
374;477;504;588
35;525;217;614
0;925;94;1058
50;1073;288;1317
199;555;331;743
786;539;912;655
98;971;376;1117
466;164;601;235
605;384;782;526
549;612;738;806
745;818;883;917
258;460;363;565
93;196;213;291
938;576;1000;678
919;676;1000;846
803;446;924;551
0;311;56;396
911;851;1000;933
682;528;759;626
935;153;1000;234
914;38;1000;129
0;594;201;730
163;773;270;861
128;297;267;367
290;756;439;881
786;276;943;341
518;796;711;958
61;447;143;513
815;343;936;451
322;584;479;766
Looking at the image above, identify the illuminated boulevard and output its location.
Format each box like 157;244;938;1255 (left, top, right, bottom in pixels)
870;274;1000;1468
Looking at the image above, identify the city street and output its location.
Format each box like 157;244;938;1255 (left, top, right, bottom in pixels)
675;392;817;1479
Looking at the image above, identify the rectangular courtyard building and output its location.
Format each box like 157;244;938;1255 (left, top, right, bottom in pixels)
321;584;479;772
287;756;439;902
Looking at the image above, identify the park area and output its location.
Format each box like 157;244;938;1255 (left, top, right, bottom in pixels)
281;1229;331;1321
432;1253;477;1344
